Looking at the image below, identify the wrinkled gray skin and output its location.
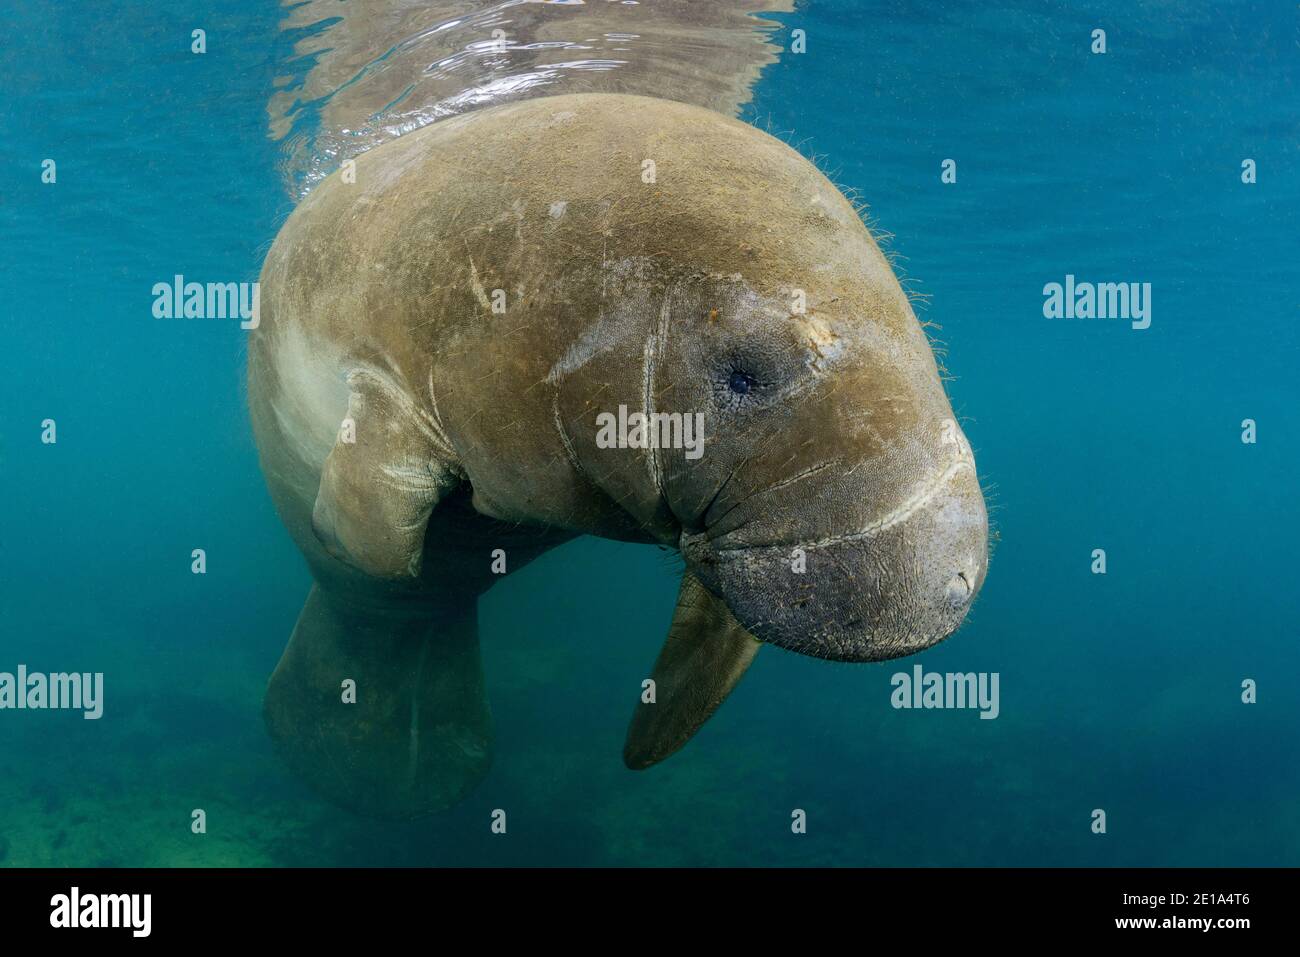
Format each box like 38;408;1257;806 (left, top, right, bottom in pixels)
248;93;987;817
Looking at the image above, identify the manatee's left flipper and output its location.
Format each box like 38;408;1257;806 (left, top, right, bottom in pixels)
624;570;761;770
312;365;462;579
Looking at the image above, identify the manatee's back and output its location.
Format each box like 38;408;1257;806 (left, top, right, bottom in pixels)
249;101;593;606
252;0;796;518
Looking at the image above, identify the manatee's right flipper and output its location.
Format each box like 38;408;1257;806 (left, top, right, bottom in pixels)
311;365;462;580
264;585;491;819
624;570;761;770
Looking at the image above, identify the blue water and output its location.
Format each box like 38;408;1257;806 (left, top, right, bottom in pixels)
2;0;1297;866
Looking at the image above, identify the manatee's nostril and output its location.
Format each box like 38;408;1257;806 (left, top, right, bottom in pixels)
945;571;972;607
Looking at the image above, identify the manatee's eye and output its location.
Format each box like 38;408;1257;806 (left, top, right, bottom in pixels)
715;365;762;413
728;370;756;395
713;351;780;414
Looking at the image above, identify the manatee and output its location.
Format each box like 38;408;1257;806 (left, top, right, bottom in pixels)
248;92;988;818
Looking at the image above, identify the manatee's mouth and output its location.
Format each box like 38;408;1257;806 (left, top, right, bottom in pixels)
679;460;989;663
685;540;983;662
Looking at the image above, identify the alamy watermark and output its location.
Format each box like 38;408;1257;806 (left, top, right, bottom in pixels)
1042;274;1151;330
50;887;150;937
152;274;260;329
595;404;705;460
891;665;999;719
0;665;103;719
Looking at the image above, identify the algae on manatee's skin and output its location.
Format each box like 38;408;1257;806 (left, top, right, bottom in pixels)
267;0;794;197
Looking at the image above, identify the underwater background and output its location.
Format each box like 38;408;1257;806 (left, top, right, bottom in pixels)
2;0;1297;866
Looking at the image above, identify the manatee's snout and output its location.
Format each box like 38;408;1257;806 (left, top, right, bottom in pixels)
685;460;988;663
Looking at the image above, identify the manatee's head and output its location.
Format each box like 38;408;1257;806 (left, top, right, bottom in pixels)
528;95;988;662
620;113;986;662
658;271;988;663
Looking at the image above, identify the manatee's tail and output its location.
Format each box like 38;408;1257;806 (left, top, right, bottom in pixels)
264;585;491;819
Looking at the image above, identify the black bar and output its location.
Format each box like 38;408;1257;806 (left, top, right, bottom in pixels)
0;867;1280;941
